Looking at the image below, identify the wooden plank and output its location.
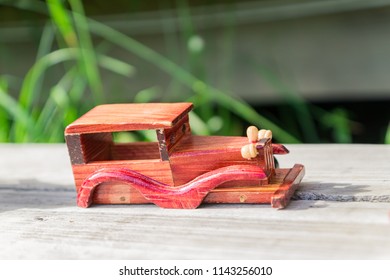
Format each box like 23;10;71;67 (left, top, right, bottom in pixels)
1;144;390;259
0;197;389;259
276;145;390;202
110;142;160;161
65;103;193;134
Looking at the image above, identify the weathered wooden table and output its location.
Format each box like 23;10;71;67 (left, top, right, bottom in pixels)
0;144;389;259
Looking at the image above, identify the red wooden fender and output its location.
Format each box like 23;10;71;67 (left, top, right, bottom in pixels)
271;144;289;155
78;165;267;209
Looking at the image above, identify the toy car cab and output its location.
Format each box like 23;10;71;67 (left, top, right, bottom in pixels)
65;103;304;209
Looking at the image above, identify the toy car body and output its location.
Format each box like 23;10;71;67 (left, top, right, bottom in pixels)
65;103;304;209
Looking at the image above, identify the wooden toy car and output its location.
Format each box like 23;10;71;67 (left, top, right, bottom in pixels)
65;103;304;209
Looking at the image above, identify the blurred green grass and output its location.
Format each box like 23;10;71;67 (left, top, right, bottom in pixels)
0;0;378;143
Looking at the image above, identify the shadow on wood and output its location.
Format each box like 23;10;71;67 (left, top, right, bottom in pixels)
292;181;386;203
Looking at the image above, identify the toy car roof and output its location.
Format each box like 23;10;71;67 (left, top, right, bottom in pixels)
65;103;193;134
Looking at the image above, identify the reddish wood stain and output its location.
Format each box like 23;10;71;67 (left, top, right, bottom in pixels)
65;103;305;209
78;165;267;209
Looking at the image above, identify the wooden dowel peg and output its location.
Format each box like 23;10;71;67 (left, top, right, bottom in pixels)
246;126;259;143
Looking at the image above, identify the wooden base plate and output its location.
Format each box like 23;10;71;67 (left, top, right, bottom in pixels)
205;164;305;208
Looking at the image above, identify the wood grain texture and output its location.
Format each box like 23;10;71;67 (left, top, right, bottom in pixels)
1;144;389;259
271;164;305;208
110;142;160;161
82;168;296;206
78;165;267;209
65;103;193;134
71;160;174;191
64;103;295;209
169;135;272;185
162;114;191;155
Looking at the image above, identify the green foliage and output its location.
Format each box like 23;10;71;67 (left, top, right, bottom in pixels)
385;123;390;144
0;0;356;143
0;0;135;142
